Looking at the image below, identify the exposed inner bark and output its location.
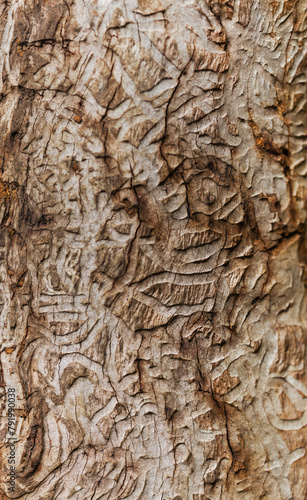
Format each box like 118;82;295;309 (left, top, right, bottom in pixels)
0;0;306;499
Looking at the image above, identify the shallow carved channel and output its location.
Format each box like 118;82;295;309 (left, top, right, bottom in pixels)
0;0;306;499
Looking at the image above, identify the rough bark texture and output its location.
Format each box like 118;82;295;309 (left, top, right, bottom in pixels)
0;0;306;499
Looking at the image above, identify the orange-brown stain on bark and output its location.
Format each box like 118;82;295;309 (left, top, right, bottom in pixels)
0;181;17;200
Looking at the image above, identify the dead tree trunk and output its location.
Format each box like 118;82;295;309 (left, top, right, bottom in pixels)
0;0;306;498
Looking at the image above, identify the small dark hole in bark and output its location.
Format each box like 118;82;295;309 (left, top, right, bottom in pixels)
207;161;215;171
281;147;290;157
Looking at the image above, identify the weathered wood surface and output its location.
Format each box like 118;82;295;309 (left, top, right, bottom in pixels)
0;0;306;498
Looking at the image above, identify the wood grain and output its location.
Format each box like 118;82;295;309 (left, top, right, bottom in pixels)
0;0;306;498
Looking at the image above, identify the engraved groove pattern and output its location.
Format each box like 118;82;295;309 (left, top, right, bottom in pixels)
0;0;306;499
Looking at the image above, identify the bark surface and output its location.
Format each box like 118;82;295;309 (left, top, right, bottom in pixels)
0;0;306;499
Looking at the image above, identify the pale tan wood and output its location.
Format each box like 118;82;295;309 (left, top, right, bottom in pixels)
0;0;306;498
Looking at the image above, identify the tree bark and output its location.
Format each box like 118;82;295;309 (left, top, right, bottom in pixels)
0;0;306;498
